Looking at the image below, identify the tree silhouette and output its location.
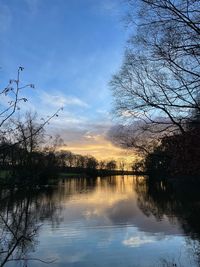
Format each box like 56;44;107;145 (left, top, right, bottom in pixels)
111;0;200;139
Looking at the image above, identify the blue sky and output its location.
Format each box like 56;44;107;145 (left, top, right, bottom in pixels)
0;0;133;162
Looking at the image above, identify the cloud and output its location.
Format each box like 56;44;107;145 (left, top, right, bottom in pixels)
0;94;12;108
24;0;39;14
40;91;89;108
45;115;135;164
0;3;12;32
84;133;102;141
101;0;120;12
59;133;135;164
92;0;122;17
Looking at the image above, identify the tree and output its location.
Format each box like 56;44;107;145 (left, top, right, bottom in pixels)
106;160;117;171
0;67;62;154
86;156;98;170
118;159;126;172
11;112;45;168
107;124;157;155
131;159;145;173
0;67;33;129
63;151;75;168
75;154;87;169
99;160;106;170
110;0;200;144
14;112;44;153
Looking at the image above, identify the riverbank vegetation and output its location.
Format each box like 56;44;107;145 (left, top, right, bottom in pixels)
0;136;133;185
0;110;132;185
110;0;200;179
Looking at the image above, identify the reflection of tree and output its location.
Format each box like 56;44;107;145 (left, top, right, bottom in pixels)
135;178;200;265
0;187;62;266
135;179;176;220
0;198;38;266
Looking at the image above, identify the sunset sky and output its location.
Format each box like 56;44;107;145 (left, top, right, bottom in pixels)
0;0;134;164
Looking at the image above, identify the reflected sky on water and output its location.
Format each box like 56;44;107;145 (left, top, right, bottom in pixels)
1;176;200;267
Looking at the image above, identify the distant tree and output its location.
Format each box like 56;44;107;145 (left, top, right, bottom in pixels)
56;151;67;168
63;151;75;168
106;160;117;171
75;154;86;169
132;160;145;173
86;156;98;170
99;160;106;170
119;159;126;172
43;134;64;154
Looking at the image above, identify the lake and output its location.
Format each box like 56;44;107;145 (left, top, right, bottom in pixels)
1;175;200;267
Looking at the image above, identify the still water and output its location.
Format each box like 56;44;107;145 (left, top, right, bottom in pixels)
1;176;200;267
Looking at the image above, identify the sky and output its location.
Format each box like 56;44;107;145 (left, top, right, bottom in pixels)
0;0;135;165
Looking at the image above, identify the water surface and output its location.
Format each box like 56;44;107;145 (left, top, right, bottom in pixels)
1;176;200;266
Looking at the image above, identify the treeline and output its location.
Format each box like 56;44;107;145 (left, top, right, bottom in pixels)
0;141;128;183
0;112;131;184
0;142;130;178
55;150;118;172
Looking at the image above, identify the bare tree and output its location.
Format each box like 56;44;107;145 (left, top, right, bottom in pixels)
110;0;200;143
0;67;34;129
98;160;106;170
118;158;126;172
13;112;44;153
86;156;98;170
0;68;63;153
107;124;157;155
106;160;117;171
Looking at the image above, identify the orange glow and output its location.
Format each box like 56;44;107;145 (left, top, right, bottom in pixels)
59;134;138;168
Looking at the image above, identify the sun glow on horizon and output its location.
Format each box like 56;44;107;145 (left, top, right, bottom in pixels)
59;134;138;168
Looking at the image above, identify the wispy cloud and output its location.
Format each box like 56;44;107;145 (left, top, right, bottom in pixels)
0;3;12;32
40;91;89;108
92;0;122;17
24;0;39;14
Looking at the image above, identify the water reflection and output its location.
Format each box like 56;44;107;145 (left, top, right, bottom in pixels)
135;178;200;265
0;176;200;266
0;187;62;266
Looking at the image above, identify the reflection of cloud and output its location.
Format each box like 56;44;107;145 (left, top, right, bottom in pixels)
123;236;156;248
55;176;182;238
105;196;182;235
43;250;88;264
84;208;102;218
61;251;88;264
